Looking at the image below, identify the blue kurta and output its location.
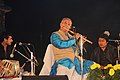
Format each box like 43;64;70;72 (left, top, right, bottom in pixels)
50;32;93;75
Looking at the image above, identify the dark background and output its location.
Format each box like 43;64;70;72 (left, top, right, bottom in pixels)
1;0;120;75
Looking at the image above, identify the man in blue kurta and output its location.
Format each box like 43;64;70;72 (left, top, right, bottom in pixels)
49;17;93;80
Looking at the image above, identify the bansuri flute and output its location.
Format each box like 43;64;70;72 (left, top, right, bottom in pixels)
64;27;93;44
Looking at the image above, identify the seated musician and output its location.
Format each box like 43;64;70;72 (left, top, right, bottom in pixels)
0;32;21;78
0;32;13;60
91;33;118;68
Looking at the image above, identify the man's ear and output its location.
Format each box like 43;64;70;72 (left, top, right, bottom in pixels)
4;38;7;42
60;22;62;27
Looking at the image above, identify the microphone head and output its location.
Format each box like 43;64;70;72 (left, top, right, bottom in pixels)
18;42;31;46
13;43;17;47
18;42;22;46
72;26;75;29
10;53;14;58
71;26;76;32
104;31;110;36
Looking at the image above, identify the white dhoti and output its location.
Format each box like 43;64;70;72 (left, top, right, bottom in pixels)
39;44;88;80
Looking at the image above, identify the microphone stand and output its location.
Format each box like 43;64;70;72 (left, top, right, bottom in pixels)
25;45;39;75
80;35;84;80
115;46;120;64
109;39;120;64
15;49;36;76
75;34;89;80
76;35;84;80
115;40;120;64
25;45;36;76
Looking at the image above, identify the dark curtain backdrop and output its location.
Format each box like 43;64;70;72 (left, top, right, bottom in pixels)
1;0;120;75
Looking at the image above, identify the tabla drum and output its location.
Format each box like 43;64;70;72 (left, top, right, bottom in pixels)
0;59;20;78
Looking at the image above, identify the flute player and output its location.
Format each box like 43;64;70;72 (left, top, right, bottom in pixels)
40;17;94;80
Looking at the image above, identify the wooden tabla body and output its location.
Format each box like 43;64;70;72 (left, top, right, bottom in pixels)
0;59;20;78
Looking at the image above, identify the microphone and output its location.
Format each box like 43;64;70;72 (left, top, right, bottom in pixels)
72;26;75;29
18;42;31;46
104;31;110;36
109;39;120;42
72;26;76;32
10;43;17;58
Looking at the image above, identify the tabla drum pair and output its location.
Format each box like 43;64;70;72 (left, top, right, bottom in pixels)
0;59;20;78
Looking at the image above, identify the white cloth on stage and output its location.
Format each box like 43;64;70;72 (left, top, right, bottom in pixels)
39;44;88;80
0;77;22;80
